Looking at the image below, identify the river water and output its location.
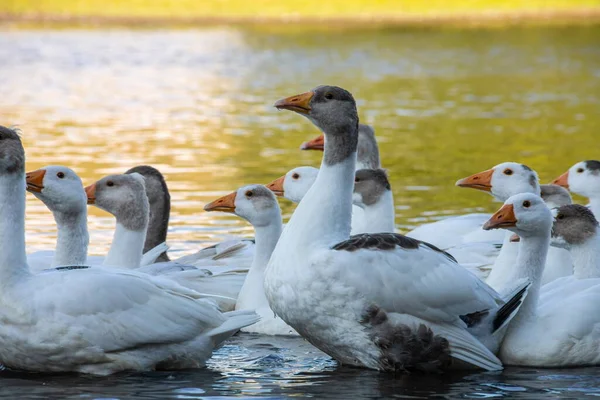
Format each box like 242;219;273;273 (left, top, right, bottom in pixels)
0;24;599;398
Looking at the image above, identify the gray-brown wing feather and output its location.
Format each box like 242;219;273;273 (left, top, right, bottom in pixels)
332;233;457;263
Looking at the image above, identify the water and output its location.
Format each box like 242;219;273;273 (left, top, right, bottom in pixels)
0;24;599;398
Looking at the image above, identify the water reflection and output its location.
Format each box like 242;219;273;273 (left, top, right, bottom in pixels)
0;24;599;398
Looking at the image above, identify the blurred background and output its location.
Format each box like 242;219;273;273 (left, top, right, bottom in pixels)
0;0;599;258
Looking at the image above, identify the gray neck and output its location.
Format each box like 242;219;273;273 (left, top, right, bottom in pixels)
145;190;170;262
322;123;359;167
356;127;380;170
571;233;600;279
0;174;29;282
52;209;89;267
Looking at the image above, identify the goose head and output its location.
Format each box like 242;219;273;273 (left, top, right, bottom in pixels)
85;173;149;231
0;126;24;175
550;204;599;249
553;160;600;199
266;166;318;203
483;193;552;238
275;86;359;165
540;184;572;209
352;168;391;209
456;162;540;202
204;184;281;228
26;166;87;216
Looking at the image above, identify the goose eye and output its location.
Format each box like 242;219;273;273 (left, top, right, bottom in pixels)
355;177;360;183
324;92;334;100
557;213;564;220
503;169;513;175
107;181;114;187
292;173;300;180
245;190;253;198
523;200;531;208
57;172;65;179
577;168;584;173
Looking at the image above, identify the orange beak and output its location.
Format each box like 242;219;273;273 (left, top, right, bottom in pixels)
456;169;494;192
266;175;285;197
204;191;237;213
300;134;324;151
274;91;314;115
483;204;518;230
552;171;569;189
510;233;521;243
85;183;97;205
25;169;46;193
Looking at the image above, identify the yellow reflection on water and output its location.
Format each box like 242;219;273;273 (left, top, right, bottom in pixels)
1;25;598;256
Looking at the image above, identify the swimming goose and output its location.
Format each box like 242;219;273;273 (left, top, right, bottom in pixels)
86;173;243;310
0;126;258;374
301;124;381;170
483;193;600;367
126;165;254;270
267;166;395;234
204;185;297;336
265;85;529;372
456;163;573;291
25;166;164;271
553;160;600;219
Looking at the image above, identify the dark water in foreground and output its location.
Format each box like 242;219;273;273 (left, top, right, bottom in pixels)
3;335;600;398
0;24;599;398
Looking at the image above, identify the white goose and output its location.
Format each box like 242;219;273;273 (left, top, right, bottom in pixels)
454;163;573;292
85;173;245;309
25;166;165;271
483;193;600;367
553;160;600;219
204;185;298;336
0;126;258;375
265;85;529;372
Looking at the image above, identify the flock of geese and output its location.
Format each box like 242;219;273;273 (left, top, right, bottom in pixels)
1;85;600;375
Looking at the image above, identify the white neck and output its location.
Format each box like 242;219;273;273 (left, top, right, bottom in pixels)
236;219;282;310
0;174;30;283
589;198;600;220
506;233;549;328
103;223;146;269
571;233;600;279
280;155;356;248
356;191;395;234
485;231;520;290
52;210;89;267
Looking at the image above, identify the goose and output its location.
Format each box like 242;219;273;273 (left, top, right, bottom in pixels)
300;123;381;170
553;160;600;219
85;173;244;310
265;85;529;372
125;165;254;269
25;166;165;271
267;166;395;234
483;193;600;367
267;167;491;279
455;163;573;291
0;126;258;374
204;184;297;336
540;184;573;209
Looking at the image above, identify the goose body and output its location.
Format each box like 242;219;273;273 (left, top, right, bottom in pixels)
264;86;528;372
484;193;600;367
0;127;258;375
